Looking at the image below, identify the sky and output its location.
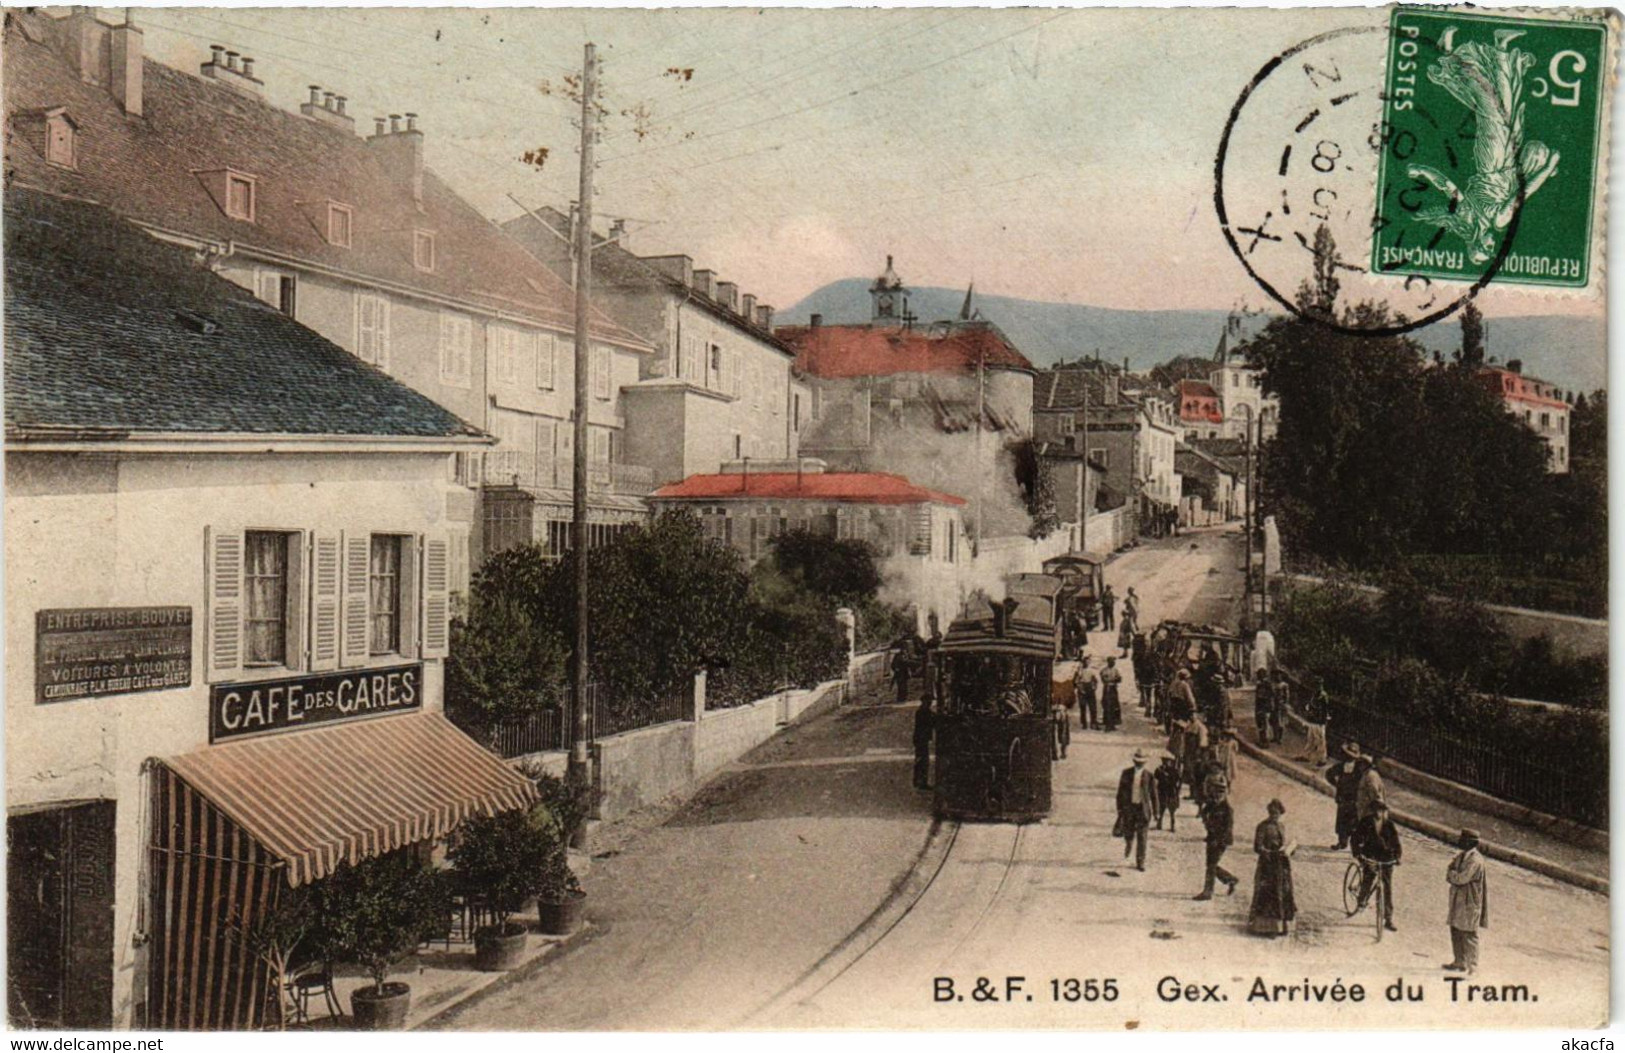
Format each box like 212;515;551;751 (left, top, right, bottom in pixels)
135;6;1606;318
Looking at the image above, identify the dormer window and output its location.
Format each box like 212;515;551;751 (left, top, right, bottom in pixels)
225;172;256;222
413;230;436;272
44;111;76;169
327;203;353;248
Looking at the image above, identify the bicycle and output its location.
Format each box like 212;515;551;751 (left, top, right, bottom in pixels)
1343;855;1395;942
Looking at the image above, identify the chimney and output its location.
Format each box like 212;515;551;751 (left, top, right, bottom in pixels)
692;269;718;301
643;254;693;287
65;8;108;87
200;44;264;95
301;83;356;133
110;12;143;116
608;218;627;243
1507;359;1523;374
716;281;739;313
756;305;774;330
742;293;757;323
810;313;823;329
368;111;425;205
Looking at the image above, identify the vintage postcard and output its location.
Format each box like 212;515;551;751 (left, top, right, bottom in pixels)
2;3;1613;1035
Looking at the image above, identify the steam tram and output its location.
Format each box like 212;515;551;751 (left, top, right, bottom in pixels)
933;577;1063;822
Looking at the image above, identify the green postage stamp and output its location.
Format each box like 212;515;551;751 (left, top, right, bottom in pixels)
1372;8;1610;288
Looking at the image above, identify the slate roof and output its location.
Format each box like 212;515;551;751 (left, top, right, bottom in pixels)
4;12;646;349
778;321;1034;380
652;471;966;506
5;187;484;440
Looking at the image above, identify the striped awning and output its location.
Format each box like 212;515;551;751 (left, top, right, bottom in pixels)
161;712;537;887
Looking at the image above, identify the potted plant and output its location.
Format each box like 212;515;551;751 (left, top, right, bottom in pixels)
535;844;587;935
448;810;551;972
527;769;594;935
318;851;448;1030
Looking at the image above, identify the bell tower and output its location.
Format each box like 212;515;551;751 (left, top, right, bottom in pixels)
870;255;908;323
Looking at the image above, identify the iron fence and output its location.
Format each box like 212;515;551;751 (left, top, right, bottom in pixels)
449;682;692;759
1323;695;1605;829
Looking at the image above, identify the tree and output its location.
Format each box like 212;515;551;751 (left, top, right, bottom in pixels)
1148;355;1222;389
225;886;319;1030
444;595;566;748
764;531;882;605
316;852;449;996
1456;301;1486;368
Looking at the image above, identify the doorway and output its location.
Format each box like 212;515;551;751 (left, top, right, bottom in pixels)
7;801;116;1029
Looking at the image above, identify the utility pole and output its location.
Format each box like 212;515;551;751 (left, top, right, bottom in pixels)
568;42;597;846
974;347;985;553
1241;404;1254;622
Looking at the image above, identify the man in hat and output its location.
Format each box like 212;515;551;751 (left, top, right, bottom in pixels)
1351;800;1401;931
1183;709;1212;804
1153;751;1183;832
1356;750;1387;823
1194;775;1240;900
1444;829;1489;974
1324;742;1364;850
1074;656;1101;731
1297;683;1330;764
1116;749;1159;870
1100;584;1116;631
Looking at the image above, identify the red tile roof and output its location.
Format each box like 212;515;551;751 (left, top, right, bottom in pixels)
1477;367;1570;410
776;321;1034;379
652;471;966;506
4;12;647;349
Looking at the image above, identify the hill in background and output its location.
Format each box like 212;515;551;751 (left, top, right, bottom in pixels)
782;279;1606;394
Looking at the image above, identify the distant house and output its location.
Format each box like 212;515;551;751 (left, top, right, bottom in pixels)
1208;328;1280;441
1477;362;1571;473
774;259;1036;537
500;207;807;489
650;463;967;567
1175;442;1243;526
1177;379;1225;440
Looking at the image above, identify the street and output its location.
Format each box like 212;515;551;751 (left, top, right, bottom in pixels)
443;530;1608;1030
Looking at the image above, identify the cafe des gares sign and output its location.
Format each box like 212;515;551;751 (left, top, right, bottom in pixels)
209;664;422;742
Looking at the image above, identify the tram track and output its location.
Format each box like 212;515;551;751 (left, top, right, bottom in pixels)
747;814;1037;1025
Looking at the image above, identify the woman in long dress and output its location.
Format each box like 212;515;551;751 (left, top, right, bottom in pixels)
1249;799;1297;937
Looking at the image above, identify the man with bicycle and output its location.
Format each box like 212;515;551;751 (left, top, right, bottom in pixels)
1351;800;1402;932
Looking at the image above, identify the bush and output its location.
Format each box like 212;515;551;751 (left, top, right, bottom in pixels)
525;767;594;845
444;595;566;747
313;851;449;994
449;810;556;925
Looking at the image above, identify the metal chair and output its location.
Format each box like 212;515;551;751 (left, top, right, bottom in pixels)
286;964;342;1026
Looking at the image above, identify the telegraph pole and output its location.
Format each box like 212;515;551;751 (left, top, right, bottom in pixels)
568;42;597;843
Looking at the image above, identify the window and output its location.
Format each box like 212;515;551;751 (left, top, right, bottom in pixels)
593;346;612;400
793;393;802;432
1060;416;1076;436
244;531;291;667
355;292;390;368
414;230;436;272
1091;447;1109;469
589;427;611;465
710;344;724;391
45;113;75;169
255;270;295;316
226;173;256;221
439;312;473;387
327;203;353;248
536;332;556;389
493;325;528;386
369;535;404;656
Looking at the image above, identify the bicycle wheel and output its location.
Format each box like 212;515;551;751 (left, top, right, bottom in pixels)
1342;861;1363;916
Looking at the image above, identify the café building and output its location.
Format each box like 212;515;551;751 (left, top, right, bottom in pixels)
4;188;535;1029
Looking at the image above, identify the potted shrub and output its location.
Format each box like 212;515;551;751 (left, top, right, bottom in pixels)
448;810;552;972
535;844;587;935
527;770;593;935
318;852;448;1030
225;885;319;1030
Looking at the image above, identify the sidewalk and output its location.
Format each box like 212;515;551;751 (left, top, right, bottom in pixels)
1232;693;1608;886
423;681;935;1030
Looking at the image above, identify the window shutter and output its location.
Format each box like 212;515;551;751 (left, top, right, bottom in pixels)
205;528;244;681
340;532;371;668
309;531;342;671
421;536;451;660
375;298;391;371
285;533;307;671
399;536;420;659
